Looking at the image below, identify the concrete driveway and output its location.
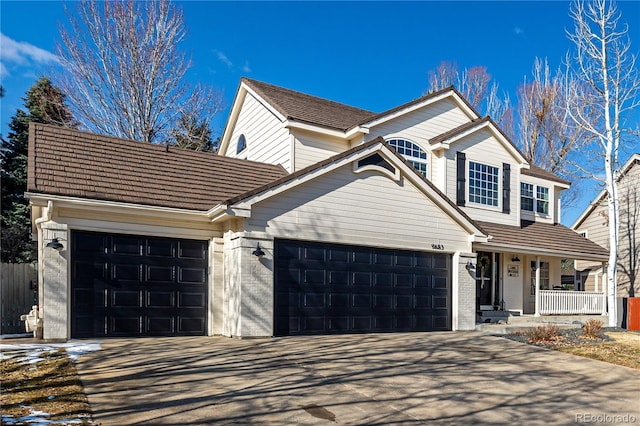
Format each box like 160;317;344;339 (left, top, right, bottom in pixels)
75;332;640;425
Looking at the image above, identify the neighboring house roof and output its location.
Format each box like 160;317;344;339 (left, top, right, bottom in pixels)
522;164;571;186
242;78;376;131
27;123;287;211
572;153;640;229
476;220;609;261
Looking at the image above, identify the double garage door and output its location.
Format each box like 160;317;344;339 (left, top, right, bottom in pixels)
275;239;452;336
71;231;208;338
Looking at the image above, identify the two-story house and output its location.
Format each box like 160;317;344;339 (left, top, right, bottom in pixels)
26;78;608;340
573;153;640;298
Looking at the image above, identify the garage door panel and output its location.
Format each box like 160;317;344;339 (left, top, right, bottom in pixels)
112;290;142;307
112;316;142;334
112;236;142;255
374;272;393;287
147;265;175;282
147;291;174;307
275;239;451;336
304;269;325;284
178;240;207;259
71;231;207;338
178;292;206;308
178;267;206;284
147;239;175;257
112;263;143;282
147;317;174;334
178;317;205;333
353;272;371;286
74;233;108;255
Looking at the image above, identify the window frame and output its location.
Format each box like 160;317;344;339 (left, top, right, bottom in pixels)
520;183;534;211
520;182;550;216
385;138;429;178
536;186;549;215
467;160;500;208
236;134;247;155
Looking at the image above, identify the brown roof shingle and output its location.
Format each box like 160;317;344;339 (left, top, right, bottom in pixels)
522;165;571;186
476;220;608;259
27;123;287;211
242;78;376;131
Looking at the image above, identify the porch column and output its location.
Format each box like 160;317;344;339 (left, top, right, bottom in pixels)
534;256;541;317
601;262;607;316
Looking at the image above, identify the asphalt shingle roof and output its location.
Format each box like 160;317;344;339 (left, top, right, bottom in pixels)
27;123;287;211
242;78;376;131
476;220;609;259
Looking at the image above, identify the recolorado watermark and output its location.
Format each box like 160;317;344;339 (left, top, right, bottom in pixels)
576;413;638;424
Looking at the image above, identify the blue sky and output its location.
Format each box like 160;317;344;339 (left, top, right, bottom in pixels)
1;1;639;225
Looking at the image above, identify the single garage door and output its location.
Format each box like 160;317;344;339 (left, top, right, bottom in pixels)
71;231;208;338
274;239;451;336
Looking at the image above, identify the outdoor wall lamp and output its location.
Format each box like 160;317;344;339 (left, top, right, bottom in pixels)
466;260;475;270
512;256;521;262
46;238;64;251
252;243;265;257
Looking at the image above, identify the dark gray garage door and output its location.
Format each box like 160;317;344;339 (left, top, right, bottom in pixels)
274;239;451;336
71;231;208;338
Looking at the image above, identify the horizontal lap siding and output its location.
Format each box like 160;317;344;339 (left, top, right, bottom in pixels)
248;165;471;252
445;130;519;226
576;165;639;296
367;99;471;145
294;133;349;171
228;94;291;171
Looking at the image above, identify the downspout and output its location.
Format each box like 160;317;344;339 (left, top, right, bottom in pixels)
33;200;54;334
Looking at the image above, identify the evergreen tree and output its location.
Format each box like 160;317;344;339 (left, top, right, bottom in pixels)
1;78;75;263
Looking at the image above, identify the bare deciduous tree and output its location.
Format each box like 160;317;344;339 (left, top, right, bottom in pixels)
566;0;639;326
426;61;513;137
517;58;590;174
516;57;597;207
57;0;223;144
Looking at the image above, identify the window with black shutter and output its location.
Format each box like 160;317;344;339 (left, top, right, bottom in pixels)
456;152;466;206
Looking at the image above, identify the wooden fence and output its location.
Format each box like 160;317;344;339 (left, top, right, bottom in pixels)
1;263;37;334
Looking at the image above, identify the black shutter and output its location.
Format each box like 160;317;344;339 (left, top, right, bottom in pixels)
456;152;466;206
502;163;511;214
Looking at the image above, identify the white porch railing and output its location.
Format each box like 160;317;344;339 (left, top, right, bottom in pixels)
539;290;604;315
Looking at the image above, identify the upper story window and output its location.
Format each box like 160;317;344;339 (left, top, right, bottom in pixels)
521;182;549;215
468;161;499;207
386;138;428;177
521;183;534;211
536;186;549;214
236;134;247;154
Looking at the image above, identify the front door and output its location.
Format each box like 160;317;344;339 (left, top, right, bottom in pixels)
476;252;500;311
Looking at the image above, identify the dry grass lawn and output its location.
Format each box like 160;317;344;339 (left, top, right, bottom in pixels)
0;349;94;424
556;331;640;369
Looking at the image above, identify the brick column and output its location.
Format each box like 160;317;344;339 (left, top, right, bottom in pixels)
455;252;477;331
40;223;69;340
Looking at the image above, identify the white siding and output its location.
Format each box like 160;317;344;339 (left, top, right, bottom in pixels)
518;174;560;225
443;129;520;225
247;164;472;253
294;131;349;171
367;99;471;145
226;93;291;171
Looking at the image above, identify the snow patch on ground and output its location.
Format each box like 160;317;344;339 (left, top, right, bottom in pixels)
1;405;91;424
0;340;101;363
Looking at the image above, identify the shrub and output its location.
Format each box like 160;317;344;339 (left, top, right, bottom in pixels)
582;319;604;339
526;324;564;344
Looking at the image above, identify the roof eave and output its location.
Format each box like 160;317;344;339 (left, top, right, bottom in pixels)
26;192;211;222
473;240;608;262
